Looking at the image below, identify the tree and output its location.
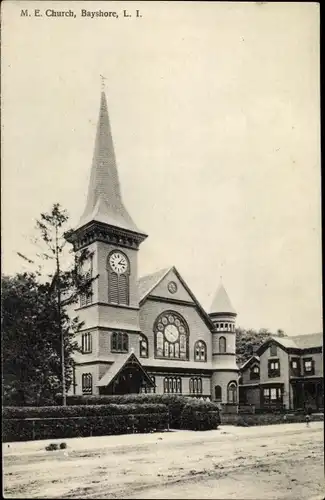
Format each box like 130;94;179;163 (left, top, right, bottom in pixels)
2;273;62;405
3;203;96;406
236;327;287;366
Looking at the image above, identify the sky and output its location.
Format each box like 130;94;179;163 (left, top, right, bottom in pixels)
2;1;321;335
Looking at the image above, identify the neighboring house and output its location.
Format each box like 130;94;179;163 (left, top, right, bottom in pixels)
66;90;239;409
239;333;323;411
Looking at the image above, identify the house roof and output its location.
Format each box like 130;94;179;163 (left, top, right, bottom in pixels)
239;355;260;371
290;333;323;349
97;352;154;388
137;267;171;302
256;332;323;355
210;283;236;315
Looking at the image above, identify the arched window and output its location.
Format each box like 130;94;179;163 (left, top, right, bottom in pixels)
227;381;237;404
154;311;189;360
111;332;129;353
139;334;148;358
189;377;202;395
81;332;92;353
219;336;226;353
80;256;93;307
194;340;207;361
214;385;222;401
107;252;130;305
82;373;93;395
164;376;182;393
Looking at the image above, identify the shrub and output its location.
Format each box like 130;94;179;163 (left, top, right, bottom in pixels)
59;442;67;449
45;443;58;451
180;400;220;430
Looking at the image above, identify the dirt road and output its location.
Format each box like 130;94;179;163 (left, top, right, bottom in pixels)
3;422;324;499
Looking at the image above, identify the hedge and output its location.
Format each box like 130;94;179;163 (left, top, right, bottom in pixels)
3;397;221;442
181;400;221;430
2;404;169;442
2;403;164;420
65;394;220;430
66;394;190;406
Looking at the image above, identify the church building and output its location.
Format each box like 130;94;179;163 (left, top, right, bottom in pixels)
66;90;239;408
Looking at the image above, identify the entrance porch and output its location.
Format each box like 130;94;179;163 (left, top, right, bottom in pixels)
97;353;155;396
291;378;324;411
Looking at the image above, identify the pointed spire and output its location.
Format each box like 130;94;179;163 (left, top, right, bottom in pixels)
210;283;236;315
76;89;141;234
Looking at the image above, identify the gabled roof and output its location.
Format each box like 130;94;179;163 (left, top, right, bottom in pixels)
239;355;260;372
138;266;215;330
97;352;154;388
210;283;236;315
137;267;171;302
256;332;323;355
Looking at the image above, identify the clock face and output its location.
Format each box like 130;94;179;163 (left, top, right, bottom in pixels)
109;251;128;274
164;324;179;343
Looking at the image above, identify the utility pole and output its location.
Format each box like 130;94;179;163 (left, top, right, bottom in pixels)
55;222;66;406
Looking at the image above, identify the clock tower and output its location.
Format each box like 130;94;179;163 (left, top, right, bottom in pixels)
66;88;147;395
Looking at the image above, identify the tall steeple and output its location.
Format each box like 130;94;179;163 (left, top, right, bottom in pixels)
76;90;142;235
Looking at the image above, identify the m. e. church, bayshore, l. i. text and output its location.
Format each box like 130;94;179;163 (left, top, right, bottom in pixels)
20;8;142;19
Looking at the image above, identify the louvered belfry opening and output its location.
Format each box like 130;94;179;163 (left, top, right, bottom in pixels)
108;271;129;305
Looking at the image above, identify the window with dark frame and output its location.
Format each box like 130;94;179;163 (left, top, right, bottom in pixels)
303;358;314;375
111;331;129;353
82;373;93;394
189;377;203;394
81;332;92;353
227;381;237;403
215;385;222;401
268;358;280;377
263;386;282;403
194;340;207;361
290;357;301;375
250;364;260;380
139;334;148;358
164;376;182;394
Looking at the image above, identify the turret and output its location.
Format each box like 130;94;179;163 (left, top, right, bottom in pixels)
209;283;239;410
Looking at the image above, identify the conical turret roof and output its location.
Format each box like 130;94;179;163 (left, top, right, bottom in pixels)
76;91;142;234
210;283;236;315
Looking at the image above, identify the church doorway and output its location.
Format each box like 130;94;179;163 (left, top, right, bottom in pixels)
99;355;154;396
